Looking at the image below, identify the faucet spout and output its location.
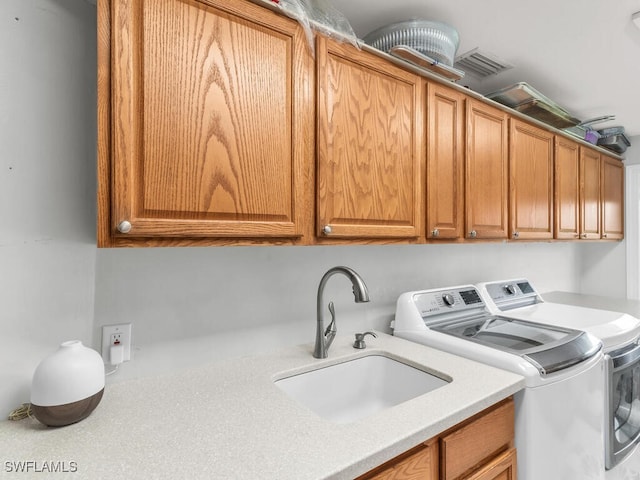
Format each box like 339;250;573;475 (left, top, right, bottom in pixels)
313;266;370;359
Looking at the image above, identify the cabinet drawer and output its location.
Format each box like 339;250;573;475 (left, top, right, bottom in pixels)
358;440;438;480
440;399;514;480
465;448;517;480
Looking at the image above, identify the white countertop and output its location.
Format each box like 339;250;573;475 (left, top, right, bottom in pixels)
543;291;640;319
0;333;523;480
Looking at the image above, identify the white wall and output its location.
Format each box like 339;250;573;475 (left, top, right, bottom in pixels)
92;241;583;381
0;0;97;416
0;0;629;417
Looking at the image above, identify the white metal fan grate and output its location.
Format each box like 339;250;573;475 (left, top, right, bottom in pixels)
454;48;514;78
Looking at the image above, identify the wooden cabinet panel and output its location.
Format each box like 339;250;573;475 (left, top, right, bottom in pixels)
359;398;515;480
464;449;517;480
316;36;423;239
580;148;602;239
554;137;580;239
509;119;554;240
427;83;465;239
99;0;313;245
357;441;438;480
465;100;509;239
440;399;514;480
601;155;624;239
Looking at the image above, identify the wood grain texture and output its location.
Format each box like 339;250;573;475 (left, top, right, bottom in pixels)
106;0;313;241
509;119;554;239
427;82;465;239
357;441;438;480
465;449;517;480
554;136;580;239
97;0;113;247
601;155;624;239
316;37;423;239
465;100;509;239
440;398;514;480
580;147;601;239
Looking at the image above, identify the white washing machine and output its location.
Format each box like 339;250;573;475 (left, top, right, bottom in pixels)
394;285;605;480
475;279;640;479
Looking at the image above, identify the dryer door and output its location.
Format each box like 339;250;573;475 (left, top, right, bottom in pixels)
607;342;640;469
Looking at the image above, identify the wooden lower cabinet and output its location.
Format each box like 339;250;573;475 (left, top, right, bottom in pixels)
359;440;439;480
465;449;517;480
358;398;515;480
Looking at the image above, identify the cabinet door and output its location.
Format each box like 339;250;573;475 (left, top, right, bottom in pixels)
465;100;509;239
554;137;580;239
509;119;554;240
601;155;624;240
427;83;465;240
316;36;424;239
440;399;514;480
580;148;601;239
101;0;313;245
357;440;438;480
464;449;517;480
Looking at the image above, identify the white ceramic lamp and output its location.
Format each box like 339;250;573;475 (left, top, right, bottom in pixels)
31;340;105;427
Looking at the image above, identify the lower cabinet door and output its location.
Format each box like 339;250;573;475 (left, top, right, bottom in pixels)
464;449;517;480
358;440;438;480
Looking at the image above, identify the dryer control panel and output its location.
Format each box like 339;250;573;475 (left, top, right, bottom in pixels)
481;279;541;311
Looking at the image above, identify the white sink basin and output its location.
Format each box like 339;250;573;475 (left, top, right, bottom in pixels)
274;354;450;424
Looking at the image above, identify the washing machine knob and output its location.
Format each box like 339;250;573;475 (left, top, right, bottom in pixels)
442;293;455;306
504;284;516;295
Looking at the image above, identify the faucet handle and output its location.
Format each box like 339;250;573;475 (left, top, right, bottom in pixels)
353;331;377;349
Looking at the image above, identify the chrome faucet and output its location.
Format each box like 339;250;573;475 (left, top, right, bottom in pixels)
313;266;370;359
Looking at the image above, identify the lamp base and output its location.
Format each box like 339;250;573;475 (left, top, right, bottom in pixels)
32;388;104;427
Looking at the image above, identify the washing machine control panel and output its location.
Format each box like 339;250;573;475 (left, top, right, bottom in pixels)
413;287;485;320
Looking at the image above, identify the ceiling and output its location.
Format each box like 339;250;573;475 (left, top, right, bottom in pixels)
330;0;640;137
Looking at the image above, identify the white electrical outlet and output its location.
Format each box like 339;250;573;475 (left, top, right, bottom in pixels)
101;323;132;363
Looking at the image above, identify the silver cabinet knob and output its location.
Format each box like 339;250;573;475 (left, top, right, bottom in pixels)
581;233;587;239
469;230;477;238
603;233;608;238
322;225;332;235
432;229;440;237
513;231;520;239
117;221;132;234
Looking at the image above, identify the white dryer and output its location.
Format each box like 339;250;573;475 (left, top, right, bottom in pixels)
394;285;605;480
475;279;640;477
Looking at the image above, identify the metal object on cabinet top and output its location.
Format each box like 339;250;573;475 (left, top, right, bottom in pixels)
486;82;580;129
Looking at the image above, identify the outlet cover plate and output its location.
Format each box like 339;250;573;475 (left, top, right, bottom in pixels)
101;323;132;362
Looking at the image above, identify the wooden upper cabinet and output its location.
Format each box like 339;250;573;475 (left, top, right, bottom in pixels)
554;136;581;239
509;119;554;240
426;83;465;240
580;147;602;239
601;155;624;239
316;36;424;240
465;100;509;239
98;0;314;246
